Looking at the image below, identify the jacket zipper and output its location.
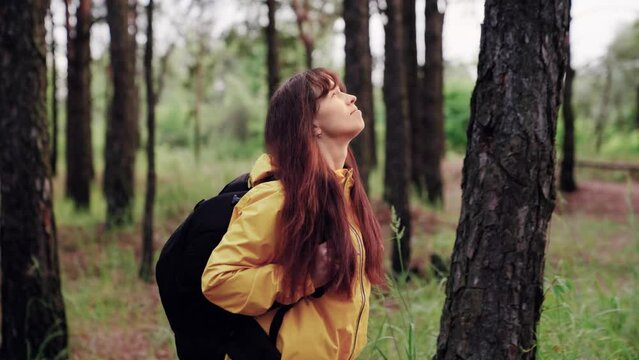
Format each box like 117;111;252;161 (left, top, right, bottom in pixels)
348;224;366;360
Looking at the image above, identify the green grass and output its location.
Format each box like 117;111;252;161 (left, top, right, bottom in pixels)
52;143;638;359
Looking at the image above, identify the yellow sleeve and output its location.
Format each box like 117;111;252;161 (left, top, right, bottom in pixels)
201;185;316;316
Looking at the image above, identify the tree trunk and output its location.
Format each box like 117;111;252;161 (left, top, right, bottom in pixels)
193;45;204;163
266;0;280;101
105;0;136;227
0;1;69;358
433;0;570;358
66;0;94;209
129;0;140;149
635;85;639;129
139;0;155;282
49;8;59;177
595;62;611;153
403;0;422;196
422;0;445;206
383;0;412;274
560;32;577;193
292;0;314;69
344;0;376;191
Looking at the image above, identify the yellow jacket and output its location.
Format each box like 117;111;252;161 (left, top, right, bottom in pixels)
202;153;371;360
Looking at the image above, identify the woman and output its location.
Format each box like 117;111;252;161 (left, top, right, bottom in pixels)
202;68;385;359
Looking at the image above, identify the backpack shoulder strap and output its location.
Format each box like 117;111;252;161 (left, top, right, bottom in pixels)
269;304;293;344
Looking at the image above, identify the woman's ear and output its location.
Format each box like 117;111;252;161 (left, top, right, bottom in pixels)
312;123;322;137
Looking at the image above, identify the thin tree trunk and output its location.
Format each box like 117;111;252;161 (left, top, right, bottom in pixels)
266;0;280;101
105;0;136;227
383;0;412;274
193;45;204;163
0;1;69;358
422;0;444;206
344;0;376;191
140;0;155;282
560;33;577;192
292;0;314;69
433;0;570;358
66;0;94;209
403;0;421;196
49;8;59;176
635;85;639;129
156;43;174;103
595;62;611;153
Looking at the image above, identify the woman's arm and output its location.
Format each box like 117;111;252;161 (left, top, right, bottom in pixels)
201;186;316;316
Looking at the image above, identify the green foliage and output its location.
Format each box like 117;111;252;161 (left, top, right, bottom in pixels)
390;206;407;273
572;19;639;132
444;81;473;153
557;112;639;163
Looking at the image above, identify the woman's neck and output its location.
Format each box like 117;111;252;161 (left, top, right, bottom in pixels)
316;138;348;170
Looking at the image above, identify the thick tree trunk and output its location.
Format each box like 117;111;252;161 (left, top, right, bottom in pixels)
129;0;140;149
105;0;136;227
344;0;376;191
266;0;280;101
422;0;445;206
560;36;577;193
433;1;570;358
140;0;155;282
49;8;59;176
66;0;94;209
383;0;412;274
0;1;69;358
403;0;422;196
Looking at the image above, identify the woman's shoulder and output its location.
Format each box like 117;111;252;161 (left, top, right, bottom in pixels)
237;180;284;209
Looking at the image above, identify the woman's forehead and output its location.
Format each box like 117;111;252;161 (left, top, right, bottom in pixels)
312;74;343;96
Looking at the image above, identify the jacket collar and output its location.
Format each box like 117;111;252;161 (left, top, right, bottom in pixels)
249;153;355;192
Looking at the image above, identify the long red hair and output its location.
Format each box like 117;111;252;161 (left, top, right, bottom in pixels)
263;68;385;298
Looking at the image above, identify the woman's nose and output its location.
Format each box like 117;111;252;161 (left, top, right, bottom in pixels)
348;94;357;104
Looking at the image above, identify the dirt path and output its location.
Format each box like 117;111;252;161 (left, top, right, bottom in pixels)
555;180;639;223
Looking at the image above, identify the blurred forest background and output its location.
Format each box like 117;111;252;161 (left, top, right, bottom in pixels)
1;0;638;359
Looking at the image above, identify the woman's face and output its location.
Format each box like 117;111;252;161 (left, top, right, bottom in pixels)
312;82;364;142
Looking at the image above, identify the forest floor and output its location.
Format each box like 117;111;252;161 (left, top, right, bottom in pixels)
57;158;639;360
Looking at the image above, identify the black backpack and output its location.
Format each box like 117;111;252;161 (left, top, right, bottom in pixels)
156;173;290;360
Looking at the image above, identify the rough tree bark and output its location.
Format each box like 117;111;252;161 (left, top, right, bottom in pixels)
105;0;136;227
66;0;94;209
49;7;59;176
422;0;445;206
266;0;280;101
128;0;140;149
403;0;422;197
383;0;412;274
139;0;155;282
344;0;376;191
433;0;570;358
0;1;69;358
560;30;577;193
